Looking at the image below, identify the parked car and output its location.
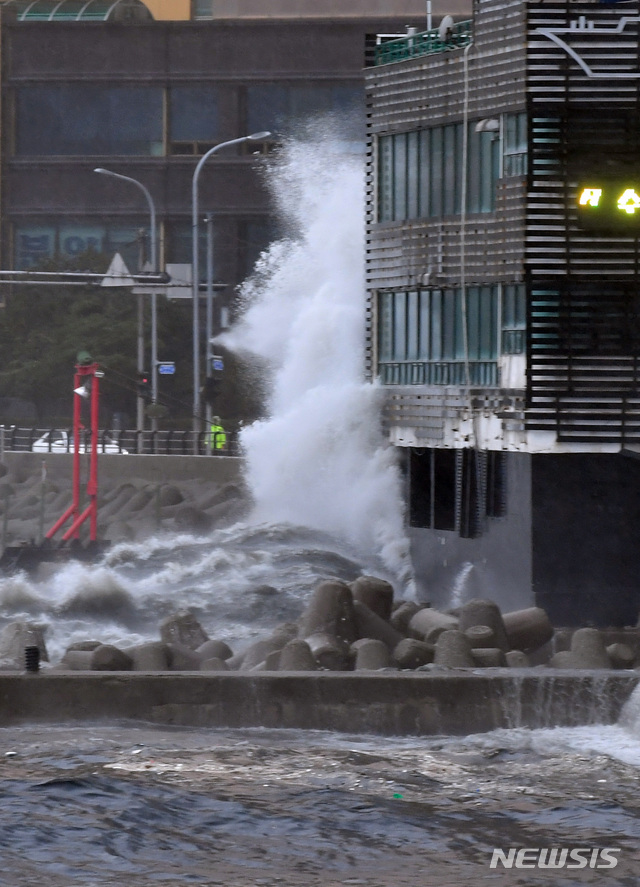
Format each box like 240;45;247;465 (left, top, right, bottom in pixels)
31;430;128;454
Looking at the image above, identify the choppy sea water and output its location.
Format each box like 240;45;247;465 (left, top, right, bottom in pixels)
0;521;401;664
1;715;640;886
2;129;639;886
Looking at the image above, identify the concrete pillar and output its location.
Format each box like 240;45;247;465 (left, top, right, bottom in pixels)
305;632;350;671
392;638;434;669
298;580;358;645
196;639;233;662
570;627;612;669
505;650;530;668
200;657;229;671
607;642;636;669
549;650;578;668
458;599;509;651
60;650;94;671
354;639;391;671
160;611;209;650
434;630;474;667
502;606;554;653
471;647;506;667
409;608;458;644
353;601;404;650
168;643;202;670
0;621;49;669
90;644;133;671
464;625;495;649
127;641;171;671
390;600;422;634
349;575;394;621
239;635;289;671
279;639;318;671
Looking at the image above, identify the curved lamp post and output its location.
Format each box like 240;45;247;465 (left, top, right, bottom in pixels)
93;167;159;436
191;132;271;443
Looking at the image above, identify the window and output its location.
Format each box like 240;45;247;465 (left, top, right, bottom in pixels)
15;221;147;270
409;448;456;530
16;86;163;156
504;112;527;177
502;284;526;354
169;86;221;153
409;447;506;535
377;118;500;222
377;287;501;385
246;84;363;140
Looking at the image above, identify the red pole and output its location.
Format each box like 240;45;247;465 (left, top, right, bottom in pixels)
46;360;101;544
88;367;99;541
71;367;83;538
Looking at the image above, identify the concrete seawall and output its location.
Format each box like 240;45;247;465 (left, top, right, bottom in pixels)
0;452;246;548
1;671;638;735
2;452;243;486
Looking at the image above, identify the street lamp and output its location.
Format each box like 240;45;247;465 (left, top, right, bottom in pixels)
93;167;159;436
191;132;271;446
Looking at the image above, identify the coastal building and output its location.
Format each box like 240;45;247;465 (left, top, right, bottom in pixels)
365;0;640;626
0;0;462;297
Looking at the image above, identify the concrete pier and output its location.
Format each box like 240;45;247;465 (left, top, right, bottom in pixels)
0;670;637;736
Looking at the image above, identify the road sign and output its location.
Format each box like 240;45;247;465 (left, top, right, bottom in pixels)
158;362;175;375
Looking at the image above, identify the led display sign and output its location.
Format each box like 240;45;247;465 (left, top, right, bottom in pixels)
576;182;640;232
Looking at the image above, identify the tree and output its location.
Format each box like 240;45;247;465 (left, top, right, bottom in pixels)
0;250;264;429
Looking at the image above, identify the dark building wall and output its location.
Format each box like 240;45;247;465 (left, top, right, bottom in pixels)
532;453;640;628
1;17;407;280
409;451;533;613
408;447;640;629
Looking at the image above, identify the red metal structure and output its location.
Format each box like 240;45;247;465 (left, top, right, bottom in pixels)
46;360;101;544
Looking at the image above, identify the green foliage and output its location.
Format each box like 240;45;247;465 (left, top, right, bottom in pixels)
0;251;193;425
0;250;266;429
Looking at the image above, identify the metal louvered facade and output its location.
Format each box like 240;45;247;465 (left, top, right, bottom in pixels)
365;0;640;452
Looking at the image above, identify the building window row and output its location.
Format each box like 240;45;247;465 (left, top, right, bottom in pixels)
14;83;364;157
408;447;507;536
377;112;526;223
14;217;274;276
377;284;525;386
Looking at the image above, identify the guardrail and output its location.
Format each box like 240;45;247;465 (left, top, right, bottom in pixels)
374;20;473;65
0;426;241;457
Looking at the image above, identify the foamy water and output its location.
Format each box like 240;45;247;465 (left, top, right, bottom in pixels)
0;130;414;662
222;131;414;589
0;522;394;661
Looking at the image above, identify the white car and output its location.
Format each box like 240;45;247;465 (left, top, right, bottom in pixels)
31;430;128;454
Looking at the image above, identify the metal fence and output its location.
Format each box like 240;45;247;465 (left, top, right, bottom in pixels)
374;21;473;66
0;426;241;457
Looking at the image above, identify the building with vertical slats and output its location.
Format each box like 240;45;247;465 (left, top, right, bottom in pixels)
365;0;640;626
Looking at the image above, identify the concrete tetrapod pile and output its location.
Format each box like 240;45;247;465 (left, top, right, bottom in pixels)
3;575;640;673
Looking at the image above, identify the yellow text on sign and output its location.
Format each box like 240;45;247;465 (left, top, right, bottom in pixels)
579;188;602;207
617;189;640;214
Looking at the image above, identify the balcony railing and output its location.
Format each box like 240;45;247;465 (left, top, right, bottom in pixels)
374;21;473;66
378;360;498;387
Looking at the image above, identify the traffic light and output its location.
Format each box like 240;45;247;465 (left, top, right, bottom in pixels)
202;376;220;405
136;371;151;400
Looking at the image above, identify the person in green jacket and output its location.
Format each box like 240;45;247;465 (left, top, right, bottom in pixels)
210;416;227;450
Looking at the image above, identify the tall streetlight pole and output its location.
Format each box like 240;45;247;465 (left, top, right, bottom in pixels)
93;168;159;437
191;132;270;449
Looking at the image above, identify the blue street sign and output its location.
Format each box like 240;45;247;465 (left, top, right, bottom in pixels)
158;362;175;375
